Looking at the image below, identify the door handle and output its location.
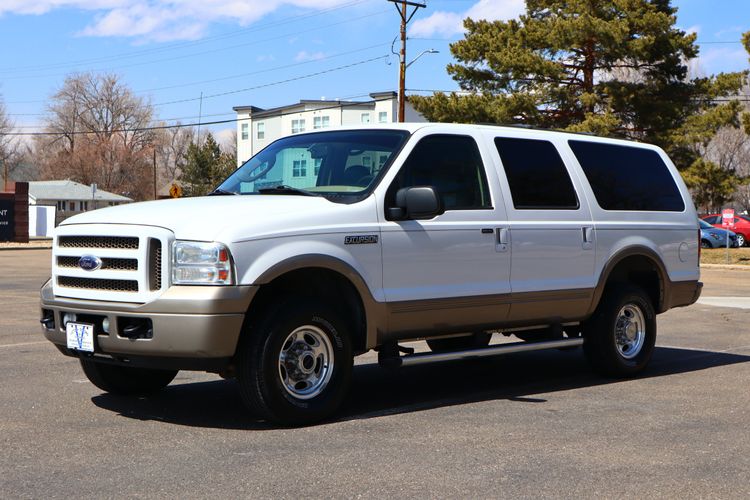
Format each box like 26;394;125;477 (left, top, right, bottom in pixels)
496;227;509;252
582;226;594;249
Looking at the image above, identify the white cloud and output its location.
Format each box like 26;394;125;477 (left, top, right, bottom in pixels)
695;47;750;75
294;50;326;62
214;127;236;150
410;0;525;38
0;0;355;42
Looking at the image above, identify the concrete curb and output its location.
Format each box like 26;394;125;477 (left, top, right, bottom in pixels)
701;263;750;271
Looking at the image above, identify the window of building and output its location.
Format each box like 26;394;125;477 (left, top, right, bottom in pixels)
69;201;76;211
569;141;685;212
57;200;65;211
378;111;388;123
292;160;307;177
314;116;330;129
292;119;306;134
314;158;322;176
241;123;249;140
361;113;370;124
257;122;265;140
388;134;492;211
82;201;88;211
494;137;579;210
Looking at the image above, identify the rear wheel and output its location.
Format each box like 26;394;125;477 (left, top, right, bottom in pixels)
79;359;177;395
236;298;353;425
583;285;656;377
426;332;491;353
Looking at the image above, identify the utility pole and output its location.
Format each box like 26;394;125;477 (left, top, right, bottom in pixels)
387;0;426;122
153;148;158;200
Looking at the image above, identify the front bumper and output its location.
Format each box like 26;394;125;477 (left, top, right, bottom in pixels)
40;280;257;364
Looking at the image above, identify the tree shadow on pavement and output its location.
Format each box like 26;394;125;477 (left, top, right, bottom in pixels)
91;346;750;430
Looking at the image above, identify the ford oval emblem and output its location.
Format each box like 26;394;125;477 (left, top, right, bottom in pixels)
78;255;102;271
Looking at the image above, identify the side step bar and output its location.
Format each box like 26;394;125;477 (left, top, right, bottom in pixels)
379;338;584;368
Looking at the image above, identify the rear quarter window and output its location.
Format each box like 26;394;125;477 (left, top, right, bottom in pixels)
569;140;685;212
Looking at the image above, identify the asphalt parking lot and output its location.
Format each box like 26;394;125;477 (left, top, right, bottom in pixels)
1;249;749;498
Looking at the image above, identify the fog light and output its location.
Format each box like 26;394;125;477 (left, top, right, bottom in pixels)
63;313;77;326
101;317;110;334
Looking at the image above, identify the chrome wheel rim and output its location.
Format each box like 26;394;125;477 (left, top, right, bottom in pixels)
615;304;646;360
278;325;334;400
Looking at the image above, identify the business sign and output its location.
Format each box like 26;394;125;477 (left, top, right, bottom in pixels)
722;208;735;229
0;198;14;241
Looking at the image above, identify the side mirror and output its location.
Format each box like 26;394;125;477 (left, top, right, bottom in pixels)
387;186;444;220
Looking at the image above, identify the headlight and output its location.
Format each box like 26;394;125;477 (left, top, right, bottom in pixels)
172;241;233;285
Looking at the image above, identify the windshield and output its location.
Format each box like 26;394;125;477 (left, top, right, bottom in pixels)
699;219;713;229
216;129;410;200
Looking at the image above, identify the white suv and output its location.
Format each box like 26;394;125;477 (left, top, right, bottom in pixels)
40;123;702;424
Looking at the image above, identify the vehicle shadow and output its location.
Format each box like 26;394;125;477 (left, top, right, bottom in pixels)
91;346;750;430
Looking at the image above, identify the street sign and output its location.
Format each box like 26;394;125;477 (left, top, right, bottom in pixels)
0;198;14;241
722;208;735;229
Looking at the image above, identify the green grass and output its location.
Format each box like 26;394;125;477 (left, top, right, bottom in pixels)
700;247;750;265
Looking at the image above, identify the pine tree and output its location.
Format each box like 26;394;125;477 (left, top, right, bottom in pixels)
180;133;235;197
411;0;747;172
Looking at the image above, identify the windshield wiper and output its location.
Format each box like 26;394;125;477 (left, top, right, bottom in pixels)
208;188;238;196
258;185;317;196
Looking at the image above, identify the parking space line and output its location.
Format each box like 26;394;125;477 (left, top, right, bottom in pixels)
658;343;750;354
0;341;49;348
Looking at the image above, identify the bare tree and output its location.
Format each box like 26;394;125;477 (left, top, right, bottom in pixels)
154;124;194;184
0;98;23;189
36;72;156;200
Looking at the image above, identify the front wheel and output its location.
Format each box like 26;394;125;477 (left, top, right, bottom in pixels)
236;298;353;425
737;233;746;247
583;285;656;377
79;359;177;395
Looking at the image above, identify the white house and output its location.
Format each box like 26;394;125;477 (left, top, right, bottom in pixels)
28;180;133;235
233;91;425;165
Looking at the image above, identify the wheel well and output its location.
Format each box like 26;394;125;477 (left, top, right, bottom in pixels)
604;255;662;311
246;267;367;354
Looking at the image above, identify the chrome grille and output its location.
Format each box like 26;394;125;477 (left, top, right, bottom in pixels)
58;276;138;292
57;256;138;271
149;239;162;291
58;236;139;249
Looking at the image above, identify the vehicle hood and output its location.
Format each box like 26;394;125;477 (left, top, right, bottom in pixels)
702;227;735;237
59;195;353;241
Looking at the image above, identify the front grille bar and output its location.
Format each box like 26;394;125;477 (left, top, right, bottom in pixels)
58;236;139;249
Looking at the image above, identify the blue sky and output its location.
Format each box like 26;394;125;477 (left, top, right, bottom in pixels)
1;0;748;144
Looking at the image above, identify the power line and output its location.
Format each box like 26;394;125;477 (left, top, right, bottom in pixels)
3;94;392;137
0;0;369;76
151;55;390;107
1;9;390;86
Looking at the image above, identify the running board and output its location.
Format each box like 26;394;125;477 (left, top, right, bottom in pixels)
380;338;584;368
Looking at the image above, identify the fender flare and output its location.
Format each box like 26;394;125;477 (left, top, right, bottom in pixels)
590;246;670;314
253;254;385;350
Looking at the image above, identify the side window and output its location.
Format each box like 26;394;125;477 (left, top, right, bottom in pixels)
569;141;685;212
388;134;491;211
494;137;579;210
703;216;719;224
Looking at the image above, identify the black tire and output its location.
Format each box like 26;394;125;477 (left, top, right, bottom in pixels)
236;298;353;426
426;332;491;353
79;359;177;395
700;239;711;249
583;285;656;377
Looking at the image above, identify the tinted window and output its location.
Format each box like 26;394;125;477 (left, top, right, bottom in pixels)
569;141;685;212
388;135;491;210
699;219;713;229
494;138;578;209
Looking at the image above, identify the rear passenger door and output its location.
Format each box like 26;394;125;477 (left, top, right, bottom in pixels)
491;136;596;322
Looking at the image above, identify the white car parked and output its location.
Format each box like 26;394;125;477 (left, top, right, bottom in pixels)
41;123;702;424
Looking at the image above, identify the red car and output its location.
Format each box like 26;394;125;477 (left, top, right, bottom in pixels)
701;214;750;247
